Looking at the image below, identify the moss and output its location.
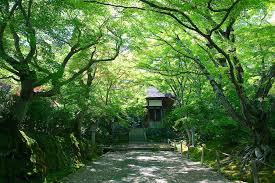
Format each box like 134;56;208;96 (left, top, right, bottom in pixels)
0;130;46;182
23;132;99;182
20;131;46;176
175;140;275;183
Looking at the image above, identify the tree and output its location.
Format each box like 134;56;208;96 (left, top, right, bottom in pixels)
0;0;122;180
1;0;122;122
138;46;203;146
88;0;274;161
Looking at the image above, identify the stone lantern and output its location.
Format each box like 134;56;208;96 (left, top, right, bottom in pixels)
90;123;97;146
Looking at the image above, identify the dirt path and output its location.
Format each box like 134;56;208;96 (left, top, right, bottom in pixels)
61;151;232;183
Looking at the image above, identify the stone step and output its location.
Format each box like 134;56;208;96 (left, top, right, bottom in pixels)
129;128;147;142
101;143;175;152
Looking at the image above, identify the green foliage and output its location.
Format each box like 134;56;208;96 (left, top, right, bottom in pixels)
0;0;274;181
30;132;98;182
0;90;13;120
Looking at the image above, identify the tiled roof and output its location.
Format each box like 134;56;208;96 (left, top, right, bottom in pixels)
146;86;165;98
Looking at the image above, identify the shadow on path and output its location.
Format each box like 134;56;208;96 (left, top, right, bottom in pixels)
61;151;231;183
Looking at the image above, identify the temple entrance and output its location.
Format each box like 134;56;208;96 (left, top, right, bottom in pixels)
145;87;174;129
148;108;162;121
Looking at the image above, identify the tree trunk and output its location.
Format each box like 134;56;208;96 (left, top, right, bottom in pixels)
91;130;96;146
11;78;34;125
74;111;84;139
194;58;272;161
191;128;195;147
0;78;35;182
185;128;192;146
251;120;271;161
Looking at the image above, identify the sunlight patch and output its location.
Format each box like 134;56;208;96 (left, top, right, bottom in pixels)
155;178;168;183
89;168;96;172
139;167;159;177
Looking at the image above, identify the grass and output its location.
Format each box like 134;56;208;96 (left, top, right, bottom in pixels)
173;141;275;183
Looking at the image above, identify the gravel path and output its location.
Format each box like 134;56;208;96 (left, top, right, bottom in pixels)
61;151;231;183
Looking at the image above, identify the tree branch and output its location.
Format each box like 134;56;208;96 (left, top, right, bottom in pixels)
7;0;20;19
0;23;21;71
0;62;20;76
61;32;103;69
0;75;19;81
207;0;239;12
150;34;245;123
18;0;36;63
10;25;24;61
139;0;204;34
36;42;117;96
143;66;203;77
30;50;52;75
193;57;245;124
256;63;275;99
84;0;146;10
85;0;197;31
86;65;97;86
208;0;240;35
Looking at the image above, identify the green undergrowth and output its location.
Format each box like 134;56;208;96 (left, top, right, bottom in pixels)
175;141;275;183
10;131;100;183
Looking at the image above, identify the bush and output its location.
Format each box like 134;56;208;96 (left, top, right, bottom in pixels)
0;90;13;121
146;128;176;142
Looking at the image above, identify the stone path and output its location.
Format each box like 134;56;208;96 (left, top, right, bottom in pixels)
102;143;174;151
61;151;232;183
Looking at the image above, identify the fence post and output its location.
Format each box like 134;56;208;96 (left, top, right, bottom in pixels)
201;145;204;165
180;140;183;157
216;150;220;172
187;144;190;159
252;160;259;183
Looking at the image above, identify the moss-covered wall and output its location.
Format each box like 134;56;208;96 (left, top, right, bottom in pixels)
0;130;97;183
